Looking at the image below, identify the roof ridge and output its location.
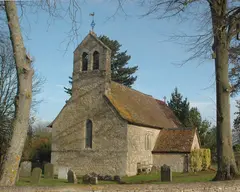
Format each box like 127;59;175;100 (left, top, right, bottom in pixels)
108;81;179;128
74;32;111;53
110;81;153;98
164;127;194;130
155;99;167;105
89;32;111;51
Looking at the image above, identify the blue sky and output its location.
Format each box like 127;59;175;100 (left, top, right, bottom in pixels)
19;0;239;126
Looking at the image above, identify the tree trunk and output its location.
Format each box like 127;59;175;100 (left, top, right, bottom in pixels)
214;37;238;180
0;1;33;186
209;1;238;180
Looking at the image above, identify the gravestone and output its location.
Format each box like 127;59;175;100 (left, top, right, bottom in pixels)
236;160;240;170
161;164;172;182
151;165;158;174
97;174;104;180
67;169;77;184
16;168;20;182
235;153;240;171
19;161;32;177
58;166;69;179
103;175;112;181
114;175;121;183
44;163;54;179
82;174;91;184
82;174;98;184
30;167;42;184
90;176;98;185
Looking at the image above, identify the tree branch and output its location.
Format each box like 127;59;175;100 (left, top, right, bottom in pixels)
227;7;240;41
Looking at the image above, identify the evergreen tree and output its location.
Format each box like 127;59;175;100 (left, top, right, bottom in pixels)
64;77;72;96
168;88;211;146
99;35;138;87
188;107;212;146
204;126;217;162
64;35;138;96
198;120;212;146
167;87;190;127
189;107;202;128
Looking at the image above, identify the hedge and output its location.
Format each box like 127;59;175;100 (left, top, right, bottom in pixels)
190;149;202;172
202;148;211;170
190;148;211;172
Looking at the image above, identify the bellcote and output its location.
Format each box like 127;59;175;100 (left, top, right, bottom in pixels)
72;31;111;98
73;31;111;76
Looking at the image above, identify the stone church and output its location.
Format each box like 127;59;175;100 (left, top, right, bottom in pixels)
49;31;200;176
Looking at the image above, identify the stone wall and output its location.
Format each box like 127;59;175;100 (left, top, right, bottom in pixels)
72;32;111;98
51;75;128;176
152;132;200;173
51;32;129;177
191;132;200;150
73;32;111;73
126;124;160;176
153;153;188;172
2;181;240;191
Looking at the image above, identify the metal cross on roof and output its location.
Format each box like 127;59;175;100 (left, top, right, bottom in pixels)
89;12;95;31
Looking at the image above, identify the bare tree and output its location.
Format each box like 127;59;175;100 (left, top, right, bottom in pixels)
0;0;82;186
229;44;240;95
0;39;17;119
0;37;17;173
0;1;34;186
126;0;240;180
0;36;44;176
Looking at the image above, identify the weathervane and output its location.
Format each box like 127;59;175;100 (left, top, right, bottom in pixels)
89;12;95;32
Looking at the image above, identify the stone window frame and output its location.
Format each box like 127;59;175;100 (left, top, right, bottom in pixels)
79;48;101;72
93;51;100;70
85;119;93;149
145;133;151;150
82;52;89;71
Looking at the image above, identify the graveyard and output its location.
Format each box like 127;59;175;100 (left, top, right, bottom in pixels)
17;171;216;186
1;164;240;192
1;1;240;192
15;146;216;187
16;162;216;186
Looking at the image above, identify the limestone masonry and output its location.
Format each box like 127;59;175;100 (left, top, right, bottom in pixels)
49;31;200;176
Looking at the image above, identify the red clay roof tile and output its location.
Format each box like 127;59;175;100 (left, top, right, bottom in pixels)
152;128;196;153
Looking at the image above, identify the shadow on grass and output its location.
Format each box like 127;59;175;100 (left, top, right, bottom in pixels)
122;170;217;184
17;170;218;186
17;175;118;186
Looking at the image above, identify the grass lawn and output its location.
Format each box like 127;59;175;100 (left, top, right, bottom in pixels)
122;170;216;184
16;170;216;186
16;176;117;186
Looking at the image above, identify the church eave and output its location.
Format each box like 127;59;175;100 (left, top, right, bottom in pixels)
127;121;164;130
152;151;191;154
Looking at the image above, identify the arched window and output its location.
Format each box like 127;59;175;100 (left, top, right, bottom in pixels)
85;119;92;148
82;52;88;71
93;51;100;70
145;134;151;150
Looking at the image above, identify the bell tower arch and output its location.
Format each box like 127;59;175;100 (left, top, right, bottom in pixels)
72;31;111;98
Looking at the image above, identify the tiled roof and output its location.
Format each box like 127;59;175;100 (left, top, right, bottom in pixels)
155;99;182;127
105;82;179;129
152;128;196;153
